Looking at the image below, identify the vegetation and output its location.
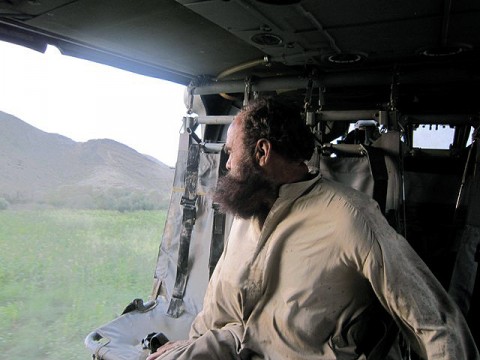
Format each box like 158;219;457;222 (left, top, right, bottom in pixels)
92;189;170;212
40;188;171;212
0;209;166;360
0;197;9;210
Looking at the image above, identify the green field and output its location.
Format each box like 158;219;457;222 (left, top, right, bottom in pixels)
0;209;166;360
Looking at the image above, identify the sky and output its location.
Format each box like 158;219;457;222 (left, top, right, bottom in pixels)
0;40;187;167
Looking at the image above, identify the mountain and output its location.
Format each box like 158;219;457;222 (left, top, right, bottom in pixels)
0;111;175;210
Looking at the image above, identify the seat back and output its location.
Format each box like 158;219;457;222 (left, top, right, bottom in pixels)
310;131;403;228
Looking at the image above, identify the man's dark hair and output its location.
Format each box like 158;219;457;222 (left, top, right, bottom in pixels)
240;97;315;162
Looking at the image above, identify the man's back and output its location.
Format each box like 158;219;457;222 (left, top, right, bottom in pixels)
187;176;475;359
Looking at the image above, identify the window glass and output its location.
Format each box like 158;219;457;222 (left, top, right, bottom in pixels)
413;125;455;149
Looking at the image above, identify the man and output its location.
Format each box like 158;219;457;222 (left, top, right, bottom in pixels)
148;98;478;359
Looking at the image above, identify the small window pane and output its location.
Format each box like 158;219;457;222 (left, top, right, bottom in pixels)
413;125;455;149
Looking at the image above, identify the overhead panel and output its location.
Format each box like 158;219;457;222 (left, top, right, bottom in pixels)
1;0;480;84
176;0;480;70
177;0;330;66
0;0;72;18
0;0;265;83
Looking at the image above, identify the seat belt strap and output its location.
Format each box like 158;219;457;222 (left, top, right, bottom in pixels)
167;143;201;318
208;150;228;278
366;146;389;214
209;203;225;278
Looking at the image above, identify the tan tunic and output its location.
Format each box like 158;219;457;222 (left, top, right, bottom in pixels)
161;175;479;359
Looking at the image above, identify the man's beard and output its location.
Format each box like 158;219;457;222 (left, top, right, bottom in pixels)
213;156;278;222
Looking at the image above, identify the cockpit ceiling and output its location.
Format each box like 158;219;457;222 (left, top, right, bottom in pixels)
179;0;478;66
0;0;480;86
0;0;265;83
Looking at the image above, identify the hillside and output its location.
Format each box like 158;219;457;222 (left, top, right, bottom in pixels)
0;111;175;210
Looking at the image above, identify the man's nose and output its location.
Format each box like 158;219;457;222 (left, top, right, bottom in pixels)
225;157;231;170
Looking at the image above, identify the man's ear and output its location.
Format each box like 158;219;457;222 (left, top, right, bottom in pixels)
255;138;271;167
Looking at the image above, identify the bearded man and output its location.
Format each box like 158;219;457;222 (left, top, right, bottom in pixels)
147;98;478;360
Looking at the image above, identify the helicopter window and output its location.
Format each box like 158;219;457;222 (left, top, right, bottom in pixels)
413;125;455;150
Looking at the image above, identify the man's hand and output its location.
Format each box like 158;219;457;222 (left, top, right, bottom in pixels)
146;340;192;360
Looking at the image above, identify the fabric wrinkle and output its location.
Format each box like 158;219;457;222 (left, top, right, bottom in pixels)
171;175;478;360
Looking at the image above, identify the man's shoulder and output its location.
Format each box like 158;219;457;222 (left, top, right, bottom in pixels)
304;176;375;210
